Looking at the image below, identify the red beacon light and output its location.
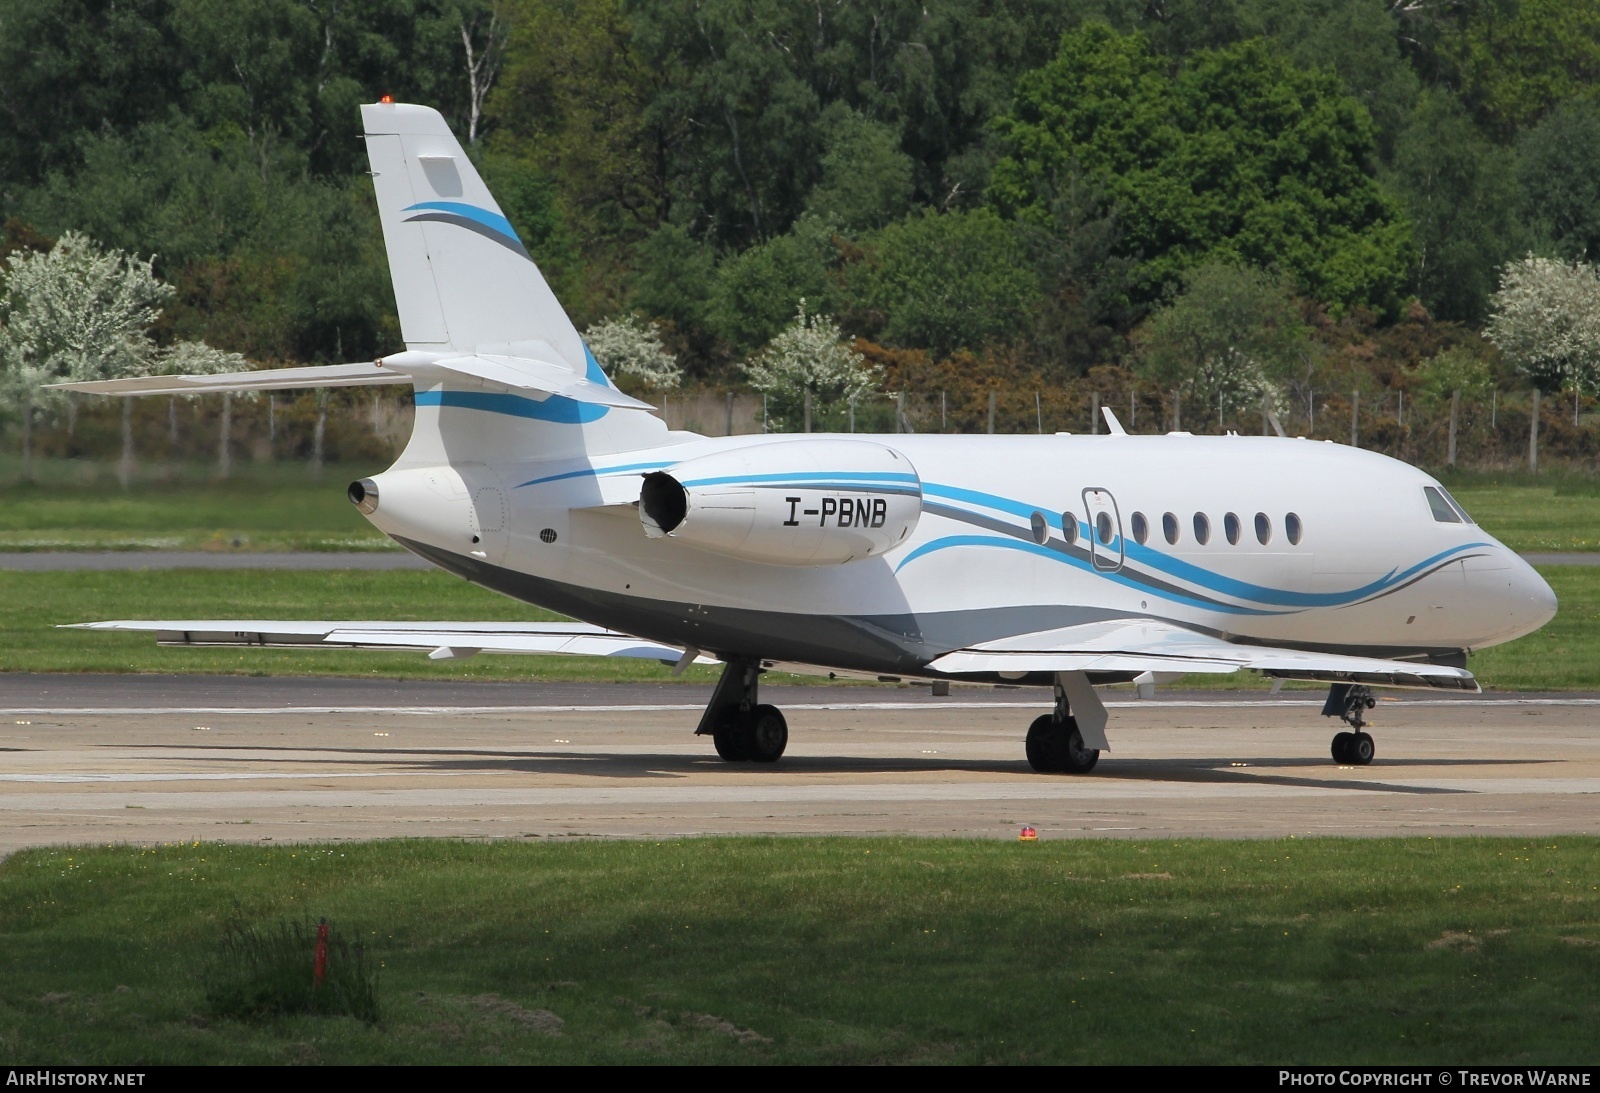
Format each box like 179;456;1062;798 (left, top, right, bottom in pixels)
1018;825;1038;842
379;94;394;104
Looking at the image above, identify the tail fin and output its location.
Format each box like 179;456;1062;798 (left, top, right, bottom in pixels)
362;102;591;380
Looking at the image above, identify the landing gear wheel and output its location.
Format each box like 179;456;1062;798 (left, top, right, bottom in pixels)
712;722;749;762
1026;714;1099;774
1331;731;1355;764
1331;730;1375;765
1026;715;1061;772
744;704;788;763
1348;731;1375;765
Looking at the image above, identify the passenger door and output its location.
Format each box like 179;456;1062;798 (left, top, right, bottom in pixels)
1081;487;1124;572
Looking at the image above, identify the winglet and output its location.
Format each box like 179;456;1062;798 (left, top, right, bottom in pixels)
1101;406;1128;435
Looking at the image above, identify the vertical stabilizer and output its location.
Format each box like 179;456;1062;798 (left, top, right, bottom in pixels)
362;102;585;374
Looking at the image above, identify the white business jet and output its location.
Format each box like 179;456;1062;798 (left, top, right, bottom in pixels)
56;102;1558;772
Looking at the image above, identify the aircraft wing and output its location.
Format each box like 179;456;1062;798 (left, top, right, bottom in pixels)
926;619;1479;692
66;620;719;665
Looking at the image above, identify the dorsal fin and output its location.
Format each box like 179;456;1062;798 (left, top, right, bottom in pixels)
1101;406;1128;435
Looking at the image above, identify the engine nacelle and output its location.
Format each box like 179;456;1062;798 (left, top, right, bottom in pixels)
639;439;922;566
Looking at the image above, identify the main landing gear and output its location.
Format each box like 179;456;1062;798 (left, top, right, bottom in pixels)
1026;674;1102;774
1323;682;1376;766
697;660;788;763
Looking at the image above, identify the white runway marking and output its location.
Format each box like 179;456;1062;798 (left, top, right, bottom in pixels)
4;777;1598;809
5;697;1600;716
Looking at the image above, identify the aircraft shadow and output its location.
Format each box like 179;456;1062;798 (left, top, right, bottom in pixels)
102;743;1546;791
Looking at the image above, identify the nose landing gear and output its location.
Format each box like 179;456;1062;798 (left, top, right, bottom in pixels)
1323;683;1376;766
1025;673;1103;773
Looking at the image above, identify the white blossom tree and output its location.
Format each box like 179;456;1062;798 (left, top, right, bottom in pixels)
1484;255;1600;394
743;301;880;432
0;232;172;480
583;314;682;390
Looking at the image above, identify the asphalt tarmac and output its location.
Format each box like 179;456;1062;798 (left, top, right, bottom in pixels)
2;675;1596;852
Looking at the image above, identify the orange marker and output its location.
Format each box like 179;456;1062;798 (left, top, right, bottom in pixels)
1019;825;1038;842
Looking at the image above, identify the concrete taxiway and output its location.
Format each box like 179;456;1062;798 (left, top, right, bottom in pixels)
1;675;1596;852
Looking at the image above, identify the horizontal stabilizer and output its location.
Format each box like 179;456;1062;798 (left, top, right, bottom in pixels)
48;363;409;396
50;354;654;409
927;619;1479;691
66;619;718;665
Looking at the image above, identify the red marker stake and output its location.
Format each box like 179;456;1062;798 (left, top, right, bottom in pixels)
314;919;329;988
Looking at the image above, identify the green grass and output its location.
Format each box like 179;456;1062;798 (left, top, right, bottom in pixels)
0;461;390;552
1444;471;1600;552
0;569;724;684
2;566;1592;690
1;837;1596;1064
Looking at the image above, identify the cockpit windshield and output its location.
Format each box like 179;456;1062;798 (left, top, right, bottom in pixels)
1424;485;1476;525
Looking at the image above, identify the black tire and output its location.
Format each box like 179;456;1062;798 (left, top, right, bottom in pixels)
1059;717;1100;774
745;704;788;763
712;722;748;761
1331;731;1355;764
1348;731;1375;766
1025;714;1061;772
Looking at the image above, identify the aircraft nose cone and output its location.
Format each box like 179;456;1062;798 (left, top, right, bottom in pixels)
1502;551;1558;640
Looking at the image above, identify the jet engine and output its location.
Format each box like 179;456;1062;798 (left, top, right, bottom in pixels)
639;439;921;566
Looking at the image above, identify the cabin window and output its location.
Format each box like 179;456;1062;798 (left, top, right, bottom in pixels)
1061;511;1078;545
1163;512;1180;545
1131;512;1149;545
1224;512;1241;545
1255;512;1272;544
1030;511;1050;544
1423;486;1461;523
1193;512;1211;545
1286;512;1303;545
1097;511;1115;545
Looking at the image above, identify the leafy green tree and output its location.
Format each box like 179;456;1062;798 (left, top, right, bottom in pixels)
1518;99;1600;263
628;223;718;362
743;301;879;432
803;105;915;233
1389;90;1519;323
1132;260;1308;431
990;25;1413;315
1484;255;1600;395
849;208;1039;359
708;219;835;355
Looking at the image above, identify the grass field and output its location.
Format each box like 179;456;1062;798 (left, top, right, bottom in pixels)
1;837;1595;1064
1444;471;1600;553
0;462;389;552
1;565;1592;690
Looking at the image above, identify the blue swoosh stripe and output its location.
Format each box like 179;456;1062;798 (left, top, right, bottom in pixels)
416;389;608;424
895;535;1283;616
514;461;674;489
920;480;1496;609
678;471;920;490
403;201;521;242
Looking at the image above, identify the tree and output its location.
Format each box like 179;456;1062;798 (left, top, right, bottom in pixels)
0;231;172;480
1483;255;1600;395
708;218;835;355
990;26;1413;315
803;104;915;233
1518;99;1600;263
584;314;681;390
1132;260;1308;431
743;301;880;432
849;208;1039;359
1389;90;1519;323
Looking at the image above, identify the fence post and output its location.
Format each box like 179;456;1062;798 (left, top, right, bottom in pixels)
219;393;232;480
848;394;855;433
1091;391;1100;434
987;390;996;435
1172;389;1181;431
1529;388;1540;474
941;390;947;431
1035;391;1042;434
725;391;734;436
803;388;812;433
1350;391;1359;447
1447;389;1459;466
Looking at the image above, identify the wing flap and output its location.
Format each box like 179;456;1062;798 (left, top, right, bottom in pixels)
926;619;1478;691
49;363;410;396
66;620;716;664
